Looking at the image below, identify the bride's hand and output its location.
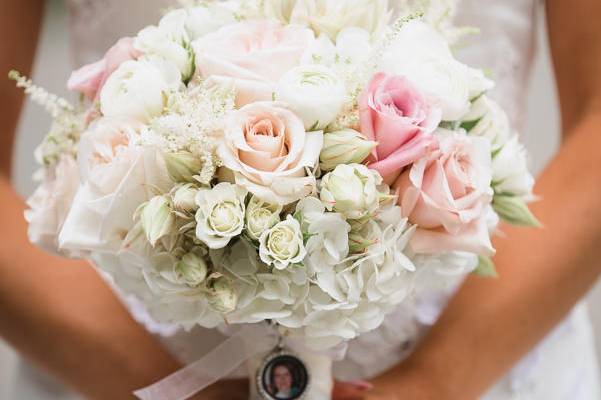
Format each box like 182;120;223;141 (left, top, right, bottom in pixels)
332;379;375;400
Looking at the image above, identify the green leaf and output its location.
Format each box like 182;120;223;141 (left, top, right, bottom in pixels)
474;255;498;278
461;117;482;132
493;195;542;227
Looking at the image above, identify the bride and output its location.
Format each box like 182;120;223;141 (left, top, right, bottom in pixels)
1;0;600;399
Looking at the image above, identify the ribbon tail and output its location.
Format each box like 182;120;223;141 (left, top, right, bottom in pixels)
134;326;276;400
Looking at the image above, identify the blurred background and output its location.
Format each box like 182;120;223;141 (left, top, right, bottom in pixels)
1;0;600;398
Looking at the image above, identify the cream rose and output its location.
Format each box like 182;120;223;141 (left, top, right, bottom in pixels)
193;20;315;106
58;117;171;253
245;195;282;241
218;101;323;205
100;59;181;122
393;131;494;255
276;64;346;130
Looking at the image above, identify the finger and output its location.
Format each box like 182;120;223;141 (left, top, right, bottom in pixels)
332;380;374;400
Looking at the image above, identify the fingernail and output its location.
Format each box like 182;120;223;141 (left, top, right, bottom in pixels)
345;380;374;390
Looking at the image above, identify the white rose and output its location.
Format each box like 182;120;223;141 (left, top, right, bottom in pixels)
296;197;350;272
320;163;382;220
463;96;511;151
245;196;282;241
492;136;535;198
259;215;306;270
195;182;247;249
134;10;194;80
100;59;181;122
276;65;346;130
59;117;171;253
380;21;493;121
25;155;81;257
185;2;239;40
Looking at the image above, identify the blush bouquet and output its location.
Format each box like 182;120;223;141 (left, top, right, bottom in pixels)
13;0;538;399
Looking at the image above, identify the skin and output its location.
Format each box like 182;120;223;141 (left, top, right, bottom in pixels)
1;1;600;400
273;365;293;393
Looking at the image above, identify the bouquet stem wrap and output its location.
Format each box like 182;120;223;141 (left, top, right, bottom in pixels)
134;324;341;400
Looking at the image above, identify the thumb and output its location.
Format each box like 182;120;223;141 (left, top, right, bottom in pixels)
332;380;374;400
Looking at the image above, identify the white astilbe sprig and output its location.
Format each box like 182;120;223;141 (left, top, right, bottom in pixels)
9;70;84;171
146;81;236;184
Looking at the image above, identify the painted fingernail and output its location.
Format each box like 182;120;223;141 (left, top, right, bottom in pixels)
345;380;374;390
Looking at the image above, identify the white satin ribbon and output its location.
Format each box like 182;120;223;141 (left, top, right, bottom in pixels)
133;324;348;400
134;324;279;400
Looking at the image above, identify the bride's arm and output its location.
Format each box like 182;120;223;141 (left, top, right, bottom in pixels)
0;3;245;399
367;1;601;399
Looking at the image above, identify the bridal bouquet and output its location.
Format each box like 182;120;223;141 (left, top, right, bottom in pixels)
14;0;538;398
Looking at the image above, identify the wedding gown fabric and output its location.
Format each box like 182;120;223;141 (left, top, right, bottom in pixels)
8;0;601;399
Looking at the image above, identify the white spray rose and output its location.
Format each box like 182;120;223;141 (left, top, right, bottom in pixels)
195;183;247;249
100;59;181;122
259;215;307;270
245;196;282;241
492;136;535;198
320;129;377;171
134;9;194;80
276;65;346;130
463;96;511;152
209;277;238;313
320;164;382;220
139;195;175;247
380;20;493;121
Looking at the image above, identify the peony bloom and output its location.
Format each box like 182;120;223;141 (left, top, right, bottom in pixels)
58;117;171;253
360;73;441;185
193;20;315;106
100;59;182;123
218;101;323;205
25;156;80;257
68;37;141;101
379;20;493;121
276;64;346;130
393;132;495;256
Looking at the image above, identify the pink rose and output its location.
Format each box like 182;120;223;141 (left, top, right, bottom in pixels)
218;102;323;205
67;37;141;100
193;20;314;106
360;73;441;185
393;133;495;255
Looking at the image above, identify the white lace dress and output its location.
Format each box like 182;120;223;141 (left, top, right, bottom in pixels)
8;1;601;399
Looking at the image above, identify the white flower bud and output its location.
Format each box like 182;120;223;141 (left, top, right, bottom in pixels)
245;196;282;241
209;277;238;313
175;252;208;286
319;129;377;171
320;164;382;220
140;195;175;246
172;183;199;213
259;215;306;270
164;151;202;183
276;64;346;130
